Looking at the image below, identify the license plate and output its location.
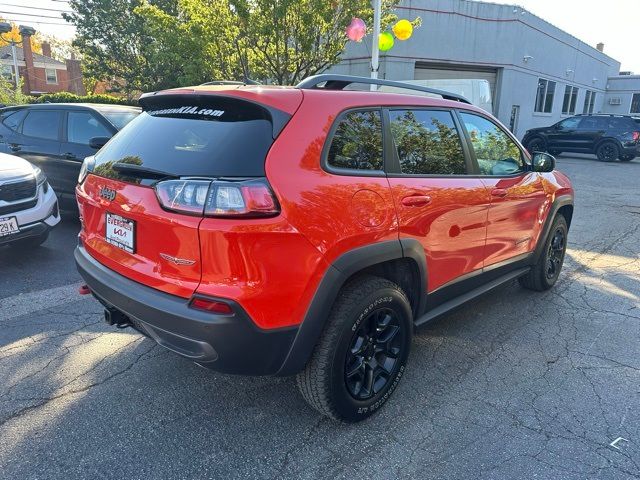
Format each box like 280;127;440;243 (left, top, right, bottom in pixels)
0;216;19;237
105;213;135;253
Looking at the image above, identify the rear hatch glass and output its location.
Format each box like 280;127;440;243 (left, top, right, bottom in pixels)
81;94;291;298
92;95;289;182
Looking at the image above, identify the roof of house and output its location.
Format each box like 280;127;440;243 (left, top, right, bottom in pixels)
0;45;66;67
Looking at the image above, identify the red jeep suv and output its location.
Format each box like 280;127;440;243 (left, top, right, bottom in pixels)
75;75;574;422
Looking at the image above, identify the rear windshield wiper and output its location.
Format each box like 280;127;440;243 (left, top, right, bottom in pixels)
112;162;179;179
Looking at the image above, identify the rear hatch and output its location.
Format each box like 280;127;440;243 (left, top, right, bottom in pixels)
78;91;298;298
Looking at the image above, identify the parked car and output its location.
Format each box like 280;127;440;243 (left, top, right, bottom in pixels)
0;103;140;209
522;114;640;162
0;152;60;248
75;75;574;422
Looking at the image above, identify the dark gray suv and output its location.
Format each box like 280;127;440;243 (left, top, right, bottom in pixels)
523;114;640;162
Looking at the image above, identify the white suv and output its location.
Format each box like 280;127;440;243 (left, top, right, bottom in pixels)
0;153;60;248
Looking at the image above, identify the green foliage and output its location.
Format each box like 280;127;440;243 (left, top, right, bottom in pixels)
64;0;400;91
0;77;31;106
30;92;136;106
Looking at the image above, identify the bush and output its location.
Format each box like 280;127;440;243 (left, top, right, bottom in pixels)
30;92;137;106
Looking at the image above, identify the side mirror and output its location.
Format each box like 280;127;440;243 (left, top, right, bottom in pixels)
89;136;111;150
532;152;555;173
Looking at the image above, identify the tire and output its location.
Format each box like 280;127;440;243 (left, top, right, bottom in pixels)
548;150;562;156
525;137;546;154
296;275;413;423
9;231;49;250
519;215;568;291
619;154;635;162
595;141;619;162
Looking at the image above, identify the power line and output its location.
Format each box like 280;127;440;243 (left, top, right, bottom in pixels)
0;3;72;13
0;18;71;26
0;11;66;20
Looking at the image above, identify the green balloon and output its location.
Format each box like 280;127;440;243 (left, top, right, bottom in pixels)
379;31;394;51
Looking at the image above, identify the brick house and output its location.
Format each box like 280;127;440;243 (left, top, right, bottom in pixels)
0;36;85;96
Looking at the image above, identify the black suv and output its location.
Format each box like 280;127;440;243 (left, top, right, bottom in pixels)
0;103;140;207
523;114;640;162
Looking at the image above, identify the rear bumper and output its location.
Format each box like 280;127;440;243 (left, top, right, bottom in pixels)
620;144;640;156
75;245;298;376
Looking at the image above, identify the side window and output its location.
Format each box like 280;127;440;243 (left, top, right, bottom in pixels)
68;111;112;145
558;117;580;130
1;109;27;132
22;111;62;141
389;109;466;175
327;110;383;171
459;112;524;176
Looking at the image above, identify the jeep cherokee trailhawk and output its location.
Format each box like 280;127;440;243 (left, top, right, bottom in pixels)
75;75;574;422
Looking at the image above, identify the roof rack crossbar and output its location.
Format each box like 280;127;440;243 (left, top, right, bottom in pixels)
296;74;472;104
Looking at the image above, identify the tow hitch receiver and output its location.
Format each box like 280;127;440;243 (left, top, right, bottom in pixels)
104;307;133;329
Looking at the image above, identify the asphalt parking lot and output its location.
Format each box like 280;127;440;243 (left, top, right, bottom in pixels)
1;155;639;479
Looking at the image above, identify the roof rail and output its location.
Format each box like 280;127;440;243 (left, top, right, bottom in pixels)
200;78;261;86
296;74;472;104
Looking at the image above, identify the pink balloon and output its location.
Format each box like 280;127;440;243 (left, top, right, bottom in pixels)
346;17;366;42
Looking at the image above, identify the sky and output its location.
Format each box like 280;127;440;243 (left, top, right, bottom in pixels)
4;0;640;73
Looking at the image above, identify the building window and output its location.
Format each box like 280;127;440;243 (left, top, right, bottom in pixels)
631;93;640;114
562;86;579;115
583;90;596;114
45;68;58;84
535;79;556;113
1;64;14;82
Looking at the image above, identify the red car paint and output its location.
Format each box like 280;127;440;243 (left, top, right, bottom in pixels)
76;85;573;332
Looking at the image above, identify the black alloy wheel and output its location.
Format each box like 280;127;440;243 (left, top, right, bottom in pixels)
526;137;545;154
345;307;404;401
596;142;619;162
545;226;566;282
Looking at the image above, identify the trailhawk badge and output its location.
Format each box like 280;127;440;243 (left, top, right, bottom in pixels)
160;253;196;266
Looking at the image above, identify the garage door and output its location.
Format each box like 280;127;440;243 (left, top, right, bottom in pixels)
414;66;497;112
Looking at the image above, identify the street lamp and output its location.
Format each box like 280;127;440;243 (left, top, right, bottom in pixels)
0;22;37;89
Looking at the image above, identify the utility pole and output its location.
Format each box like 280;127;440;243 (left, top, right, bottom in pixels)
370;0;381;91
10;42;19;88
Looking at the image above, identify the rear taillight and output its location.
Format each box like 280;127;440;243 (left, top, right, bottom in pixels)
154;177;280;218
189;297;234;315
633;131;640;142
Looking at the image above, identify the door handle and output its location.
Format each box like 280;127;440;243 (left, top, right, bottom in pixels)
491;188;508;198
401;195;432;207
63;152;77;160
9;144;20;152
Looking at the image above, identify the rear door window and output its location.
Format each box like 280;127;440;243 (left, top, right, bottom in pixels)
388;109;467;175
93;96;286;182
327;110;383;171
67;111;112;145
22;110;62;140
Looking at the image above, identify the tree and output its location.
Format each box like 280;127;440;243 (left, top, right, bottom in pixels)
135;0;244;86
231;0;397;84
63;0;180;98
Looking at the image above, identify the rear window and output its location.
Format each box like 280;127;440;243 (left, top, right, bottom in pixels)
93;96;285;183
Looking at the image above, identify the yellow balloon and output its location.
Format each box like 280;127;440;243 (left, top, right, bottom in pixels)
379;32;394;51
392;19;413;41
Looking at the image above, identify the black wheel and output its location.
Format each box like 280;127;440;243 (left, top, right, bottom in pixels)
548;150;562;156
296;275;412;422
525;137;546;154
519;215;568;291
596;142;619;162
620;154;635;162
9;231;49;250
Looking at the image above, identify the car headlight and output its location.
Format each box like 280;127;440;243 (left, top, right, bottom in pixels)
78;156;95;185
33;166;46;186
